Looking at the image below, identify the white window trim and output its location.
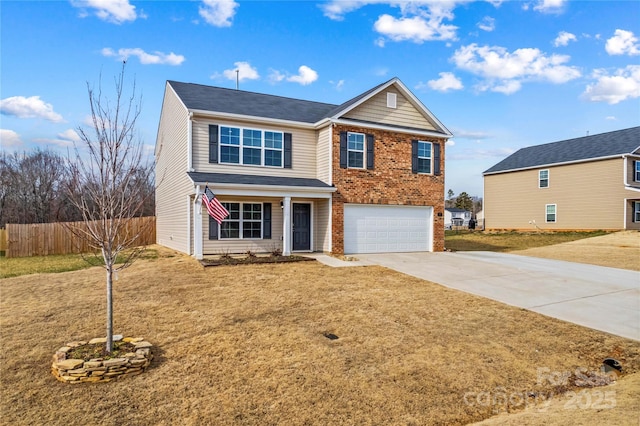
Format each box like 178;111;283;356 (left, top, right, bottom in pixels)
417;140;433;174
634;201;640;223
219;125;284;168
539;169;549;188
219;201;263;240
347;132;366;169
545;203;557;223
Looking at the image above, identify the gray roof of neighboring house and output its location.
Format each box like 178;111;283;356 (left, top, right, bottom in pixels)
187;172;333;189
484;127;640;174
169;80;350;124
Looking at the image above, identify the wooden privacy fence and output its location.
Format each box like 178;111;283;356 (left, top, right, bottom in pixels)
4;217;156;258
0;228;7;253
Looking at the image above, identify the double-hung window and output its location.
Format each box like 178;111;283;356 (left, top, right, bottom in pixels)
220;202;262;239
539;170;549;188
220;126;240;164
417;141;432;174
264;131;283;167
635;161;640;182
546;204;557;223
347;132;365;168
219;126;284;167
634;202;640;223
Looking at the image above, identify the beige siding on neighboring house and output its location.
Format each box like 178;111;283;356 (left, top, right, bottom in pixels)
485;158;632;230
316;124;332;184
191;117;318;179
343;88;437;131
155;85;192;253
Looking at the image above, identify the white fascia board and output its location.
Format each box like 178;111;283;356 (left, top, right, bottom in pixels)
483;154;628;176
329;118;450;139
624;186;640;193
189;109;315;130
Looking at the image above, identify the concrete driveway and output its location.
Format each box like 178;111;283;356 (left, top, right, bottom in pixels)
357;251;640;341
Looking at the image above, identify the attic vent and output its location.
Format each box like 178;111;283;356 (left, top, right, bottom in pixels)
387;92;397;109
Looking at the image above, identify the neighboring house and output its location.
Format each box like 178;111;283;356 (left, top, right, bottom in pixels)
155;78;452;258
444;208;471;229
483;127;640;231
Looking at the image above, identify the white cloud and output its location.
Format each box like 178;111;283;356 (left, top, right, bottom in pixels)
532;0;566;13
605;29;640;56
374;13;458;43
477;16;495;32
554;31;577;47
452;43;581;94
322;1;462;42
425;72;464;92
58;129;81;143
330;79;345;91
287;66;318;85
605;116;617;121
450;129;492;140
0;96;64;122
199;0;238;27
222;62;260;82
101;47;185;65
582;65;640;104
447;147;516;161
70;0;138;24
268;66;319;86
0;129;23;148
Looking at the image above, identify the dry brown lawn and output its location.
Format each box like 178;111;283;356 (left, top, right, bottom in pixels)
1;239;639;425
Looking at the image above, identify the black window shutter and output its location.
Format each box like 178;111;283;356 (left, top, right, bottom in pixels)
263;203;272;239
284;133;292;168
411;140;418;174
366;134;374;170
208;216;218;240
339;132;348;169
209;125;218;163
433;143;441;175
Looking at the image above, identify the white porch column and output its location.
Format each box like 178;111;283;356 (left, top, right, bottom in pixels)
194;185;203;260
282;196;292;256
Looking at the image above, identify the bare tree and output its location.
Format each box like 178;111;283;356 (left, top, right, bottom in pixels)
66;64;154;354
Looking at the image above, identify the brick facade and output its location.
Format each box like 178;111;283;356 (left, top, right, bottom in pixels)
331;124;446;254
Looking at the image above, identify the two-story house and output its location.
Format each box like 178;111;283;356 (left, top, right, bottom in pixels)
483;127;640;231
155;78;451;258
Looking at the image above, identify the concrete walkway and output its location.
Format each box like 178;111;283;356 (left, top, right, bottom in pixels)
357;251;640;341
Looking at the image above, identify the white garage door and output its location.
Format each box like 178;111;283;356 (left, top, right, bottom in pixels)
344;204;433;254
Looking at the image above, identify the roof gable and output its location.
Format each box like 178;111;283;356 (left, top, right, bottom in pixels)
484;127;640;174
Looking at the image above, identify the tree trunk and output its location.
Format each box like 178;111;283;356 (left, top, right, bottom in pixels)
105;264;113;354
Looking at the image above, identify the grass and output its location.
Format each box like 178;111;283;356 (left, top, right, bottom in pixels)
445;230;610;252
1;245;639;425
0;248;159;279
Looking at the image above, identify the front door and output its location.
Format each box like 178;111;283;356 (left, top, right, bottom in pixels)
292;203;311;251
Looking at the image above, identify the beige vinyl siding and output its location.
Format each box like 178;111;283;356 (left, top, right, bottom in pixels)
316;125;332;184
192;117;317;179
484;158;631;230
343;87;437;131
314;198;331;252
202;197;283;254
155;85;192;253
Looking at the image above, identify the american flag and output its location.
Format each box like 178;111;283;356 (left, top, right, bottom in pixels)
202;186;229;224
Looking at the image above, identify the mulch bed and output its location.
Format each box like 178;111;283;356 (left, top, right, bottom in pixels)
200;254;315;267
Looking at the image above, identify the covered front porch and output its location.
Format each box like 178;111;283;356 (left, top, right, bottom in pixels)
188;172;336;259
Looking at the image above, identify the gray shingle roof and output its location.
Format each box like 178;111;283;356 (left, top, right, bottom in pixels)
187;172;333;189
484;127;640;174
169;80;338;123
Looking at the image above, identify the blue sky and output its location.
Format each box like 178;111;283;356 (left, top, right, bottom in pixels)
1;0;639;197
